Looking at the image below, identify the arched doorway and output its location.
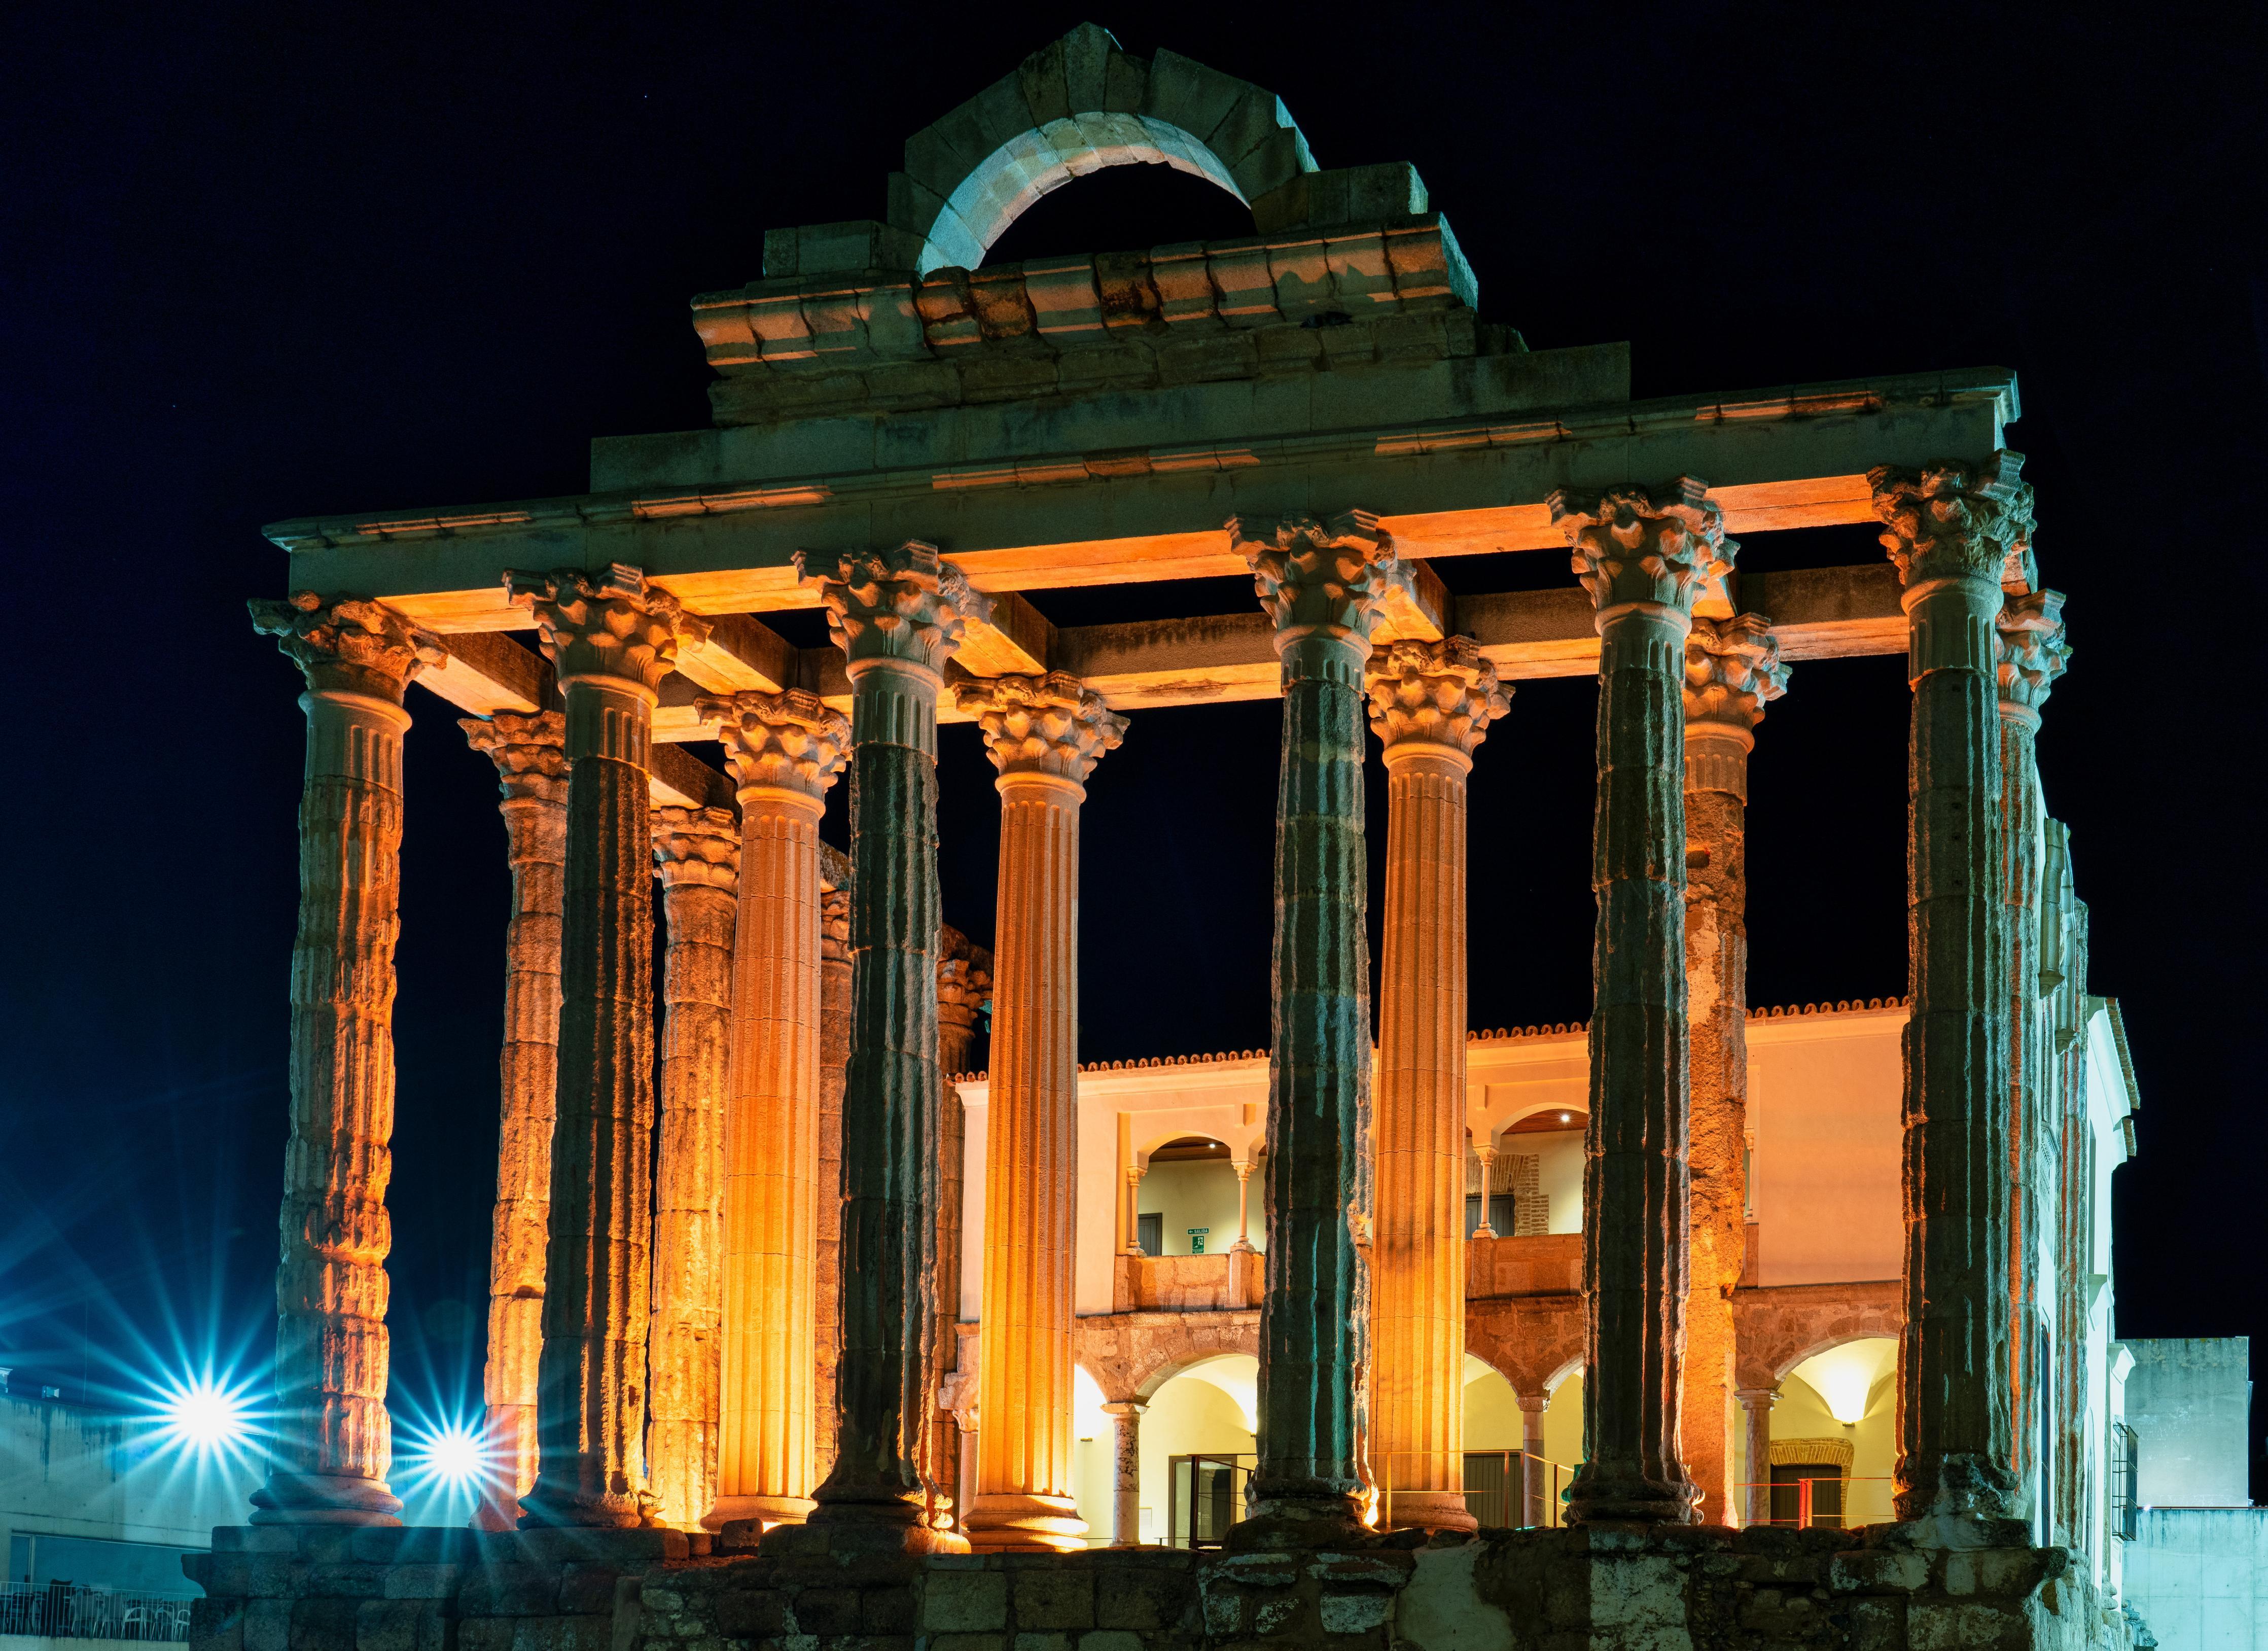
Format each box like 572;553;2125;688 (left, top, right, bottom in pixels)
1759;1337;1899;1528
1136;1135;1254;1257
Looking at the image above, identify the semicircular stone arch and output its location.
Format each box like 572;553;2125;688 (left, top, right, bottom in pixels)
1073;1309;1261;1403
1732;1282;1903;1392
887;23;1315;273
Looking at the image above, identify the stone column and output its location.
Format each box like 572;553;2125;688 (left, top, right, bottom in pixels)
1997;577;2070;1524
1870;454;2033;1529
698;690;849;1531
505;564;707;1527
462;711;566;1530
1228;511;1409;1548
1470;1144;1499;1238
1680;615;1789;1527
800;541;986;1552
1550;478;1734;1526
647;806;740;1531
1734;1387;1778;1527
931;940;991;1532
813;873;851;1483
1516;1394;1549;1527
1101;1400;1146;1546
245;594;439;1526
1366;638;1505;1534
1231;1161;1255;1252
956;673;1127;1552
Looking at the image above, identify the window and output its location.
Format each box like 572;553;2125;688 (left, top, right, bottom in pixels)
1464;1193;1515;1237
2110;1422;2139;1541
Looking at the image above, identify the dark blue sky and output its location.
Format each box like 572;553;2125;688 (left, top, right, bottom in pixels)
4;3;2262;1495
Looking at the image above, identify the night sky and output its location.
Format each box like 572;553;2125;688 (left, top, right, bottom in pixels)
5;4;2263;1502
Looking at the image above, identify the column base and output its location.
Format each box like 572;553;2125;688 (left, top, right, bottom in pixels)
964;1492;1087;1553
704;1493;817;1548
247;1472;403;1526
517;1469;651;1530
1563;1465;1696;1528
1226;1483;1367;1552
1378;1489;1478;1535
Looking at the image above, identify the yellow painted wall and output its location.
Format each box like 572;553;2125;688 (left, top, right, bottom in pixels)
1464;1369;1526;1453
1756;1362;1898;1527
1065;1367;1254;1547
1139;1156;1257;1255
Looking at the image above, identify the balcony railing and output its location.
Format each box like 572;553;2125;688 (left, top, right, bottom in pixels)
1376;1450;1576;1529
1464;1232;1582;1297
0;1583;195;1641
1115;1250;1262;1312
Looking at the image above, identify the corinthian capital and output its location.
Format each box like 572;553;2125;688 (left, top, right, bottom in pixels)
796;542;991;677
1230;511;1413;654
652;805;740;891
250;592;444;701
502;564;710;694
1996;589;2070;720
954;672;1127;785
938;932;993;1048
1364;637;1509;760
1868;452;2033;589
699;689;851;802
461;710;566;804
1549;478;1737;625
1684;615;1790;735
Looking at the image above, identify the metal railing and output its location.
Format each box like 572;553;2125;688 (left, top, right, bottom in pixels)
1375;1450;1577;1530
0;1582;196;1641
1736;1475;1895;1530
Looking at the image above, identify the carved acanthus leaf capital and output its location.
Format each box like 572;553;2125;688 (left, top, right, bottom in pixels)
502;564;709;694
954;672;1127;784
1548;477;1736;625
698;688;851;800
651;804;740;890
1868;452;2033;589
937;931;994;1040
250;592;444;702
796;542;991;676
1684;615;1790;735
461;710;567;803
1230;511;1413;654
1996;589;2070;718
1364;637;1509;758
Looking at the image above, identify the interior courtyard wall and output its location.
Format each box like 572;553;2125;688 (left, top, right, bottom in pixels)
1757;1348;1901;1528
1137;1154;1249;1255
1126;1369;1252;1545
1526;1130;1583;1234
1746;1011;1904;1285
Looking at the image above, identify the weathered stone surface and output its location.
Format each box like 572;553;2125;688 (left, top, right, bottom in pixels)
463;711;568;1530
1365;638;1505;1534
932;929;991;1539
1551;478;1734;1525
1871;455;2030;1527
246;592;443;1527
506;565;705;1528
646;805;740;1530
698;689;849;1530
798;542;980;1551
957;675;1125;1553
1679;613;1788;1525
1229;512;1408;1545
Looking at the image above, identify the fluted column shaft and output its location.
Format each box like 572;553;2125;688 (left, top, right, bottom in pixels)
932;943;990;1533
1680;615;1788;1527
509;565;703;1527
1872;455;2031;1527
699;691;847;1531
813;881;851;1483
1367;639;1502;1535
799;541;985;1553
464;712;566;1530
648;809;739;1530
1552;479;1731;1527
247;594;437;1527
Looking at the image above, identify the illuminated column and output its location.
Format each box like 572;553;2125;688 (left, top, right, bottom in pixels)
1680;615;1789;1526
1871;455;2031;1528
1734;1387;1778;1528
1516;1394;1549;1527
1101;1400;1146;1546
647;805;740;1530
1366;638;1506;1534
699;690;848;1530
244;594;439;1526
1230;511;1409;1547
1231;1161;1255;1253
1998;576;2070;1525
813;874;852;1482
506;564;706;1527
957;673;1127;1552
801;541;986;1551
1550;479;1733;1526
462;710;565;1530
1471;1143;1500;1239
931;941;991;1531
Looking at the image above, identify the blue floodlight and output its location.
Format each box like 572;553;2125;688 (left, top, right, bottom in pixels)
156;1374;253;1452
